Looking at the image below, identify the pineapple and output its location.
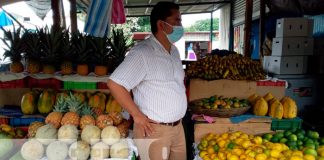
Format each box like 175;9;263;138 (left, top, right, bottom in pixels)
61;93;82;126
61;61;73;75
108;111;123;126
96;114;113;129
72;32;91;76
45;96;67;128
28;121;45;138
0;26;25;73
90;36;110;76
23;30;42;74
80;104;96;130
27;59;41;74
92;108;104;117
43;64;56;74
117;119;133;138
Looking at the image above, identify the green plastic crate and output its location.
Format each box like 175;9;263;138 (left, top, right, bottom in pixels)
271;117;302;131
63;81;97;90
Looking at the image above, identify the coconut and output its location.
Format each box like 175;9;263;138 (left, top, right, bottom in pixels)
35;124;57;145
90;142;110;160
69;141;90;160
81;125;101;145
21;139;44;160
58;124;79;144
46;141;68;160
101;126;120;145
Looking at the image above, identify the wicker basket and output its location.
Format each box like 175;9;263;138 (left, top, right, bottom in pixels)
188;100;251;118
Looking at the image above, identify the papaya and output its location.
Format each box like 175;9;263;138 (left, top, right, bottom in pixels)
21;91;38;115
282;97;297;119
73;91;86;103
263;92;274;102
253;97;268;116
37;90;56;114
106;95;122;113
88;92;106;111
269;99;284;119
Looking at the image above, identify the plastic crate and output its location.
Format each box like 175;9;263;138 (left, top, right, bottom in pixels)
0;79;26;88
0;108;23;117
271;117;302;131
97;82;108;89
0;117;9;124
64;81;97;90
28;77;62;89
9;116;45;127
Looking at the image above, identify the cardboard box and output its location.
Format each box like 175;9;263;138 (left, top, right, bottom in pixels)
194;117;272;143
272;37;314;56
276;18;314;37
264;56;308;74
314;38;324;55
189;79;285;101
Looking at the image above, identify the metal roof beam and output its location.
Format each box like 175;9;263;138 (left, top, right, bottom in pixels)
124;1;231;8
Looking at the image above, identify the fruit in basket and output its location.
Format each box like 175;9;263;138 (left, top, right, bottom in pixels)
38;90;56;114
58;125;79;144
117;119;133;138
28;121;45;138
253;97;268;116
281;97;297;119
21;91;38;115
96;114;114;129
46;141;68;160
110;140;129;158
68;141;90;160
101;126;121;145
21;139;44;160
108;111;123;126
45;96;67;129
91;142;110;160
264;92;274;102
81;125;101;145
80;104;96;130
35;124;57;145
89;92;107;111
269;99;284;119
106;95;123;113
61;93;82;126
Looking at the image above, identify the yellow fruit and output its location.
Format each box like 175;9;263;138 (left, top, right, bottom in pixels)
281;97;297;119
289;156;303;160
242;140;252;149
273;143;283;152
21;91;38;115
253;136;263;145
218;152;226;160
318;150;324;157
255;153;267;160
207;146;215;154
200;151;208;158
221;133;229;139
263;93;274;102
228;155;239;160
303;155;316;160
217;140;227;148
248;94;259;105
269;99;284;119
291;151;303;157
232;148;243;156
253;98;268;116
270;150;280;158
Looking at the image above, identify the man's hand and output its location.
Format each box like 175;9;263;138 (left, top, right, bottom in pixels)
133;112;158;137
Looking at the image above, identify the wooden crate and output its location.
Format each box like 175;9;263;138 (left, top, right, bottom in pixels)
194;117;273;143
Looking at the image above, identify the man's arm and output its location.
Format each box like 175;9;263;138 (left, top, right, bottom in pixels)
107;79;156;137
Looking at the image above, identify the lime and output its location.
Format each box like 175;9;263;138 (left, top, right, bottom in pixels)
306;139;315;144
280;138;288;143
227;142;236;149
297;140;303;146
287;141;297;148
290;146;298;150
304;143;316;149
213;144;220;152
320;137;324;145
290;128;297;133
263;133;273;141
296;132;305;140
274;132;284;139
288;134;298;142
306;131;319;139
296;129;306;135
298;145;304;150
284;130;293;137
271;137;279;143
304;148;318;157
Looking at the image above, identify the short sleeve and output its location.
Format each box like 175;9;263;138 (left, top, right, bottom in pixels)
109;50;147;91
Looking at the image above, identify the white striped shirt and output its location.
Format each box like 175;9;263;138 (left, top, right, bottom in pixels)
109;36;187;123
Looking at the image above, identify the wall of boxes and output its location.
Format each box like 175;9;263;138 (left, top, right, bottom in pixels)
263;17;323;75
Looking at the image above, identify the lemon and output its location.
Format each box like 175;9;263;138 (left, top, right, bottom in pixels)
303;154;316;160
253;136;263;145
289;156;303;160
319;150;324;157
232;148;243;156
218;152;226;160
221;133;229;139
217;140;227;148
272;143;283;152
228;155;239;160
255;153;267;160
291;151;303;157
242;140;252;149
207;146;215;154
270;150;280;158
199;151;208;158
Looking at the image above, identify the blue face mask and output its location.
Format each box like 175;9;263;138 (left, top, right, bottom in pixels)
163;21;184;43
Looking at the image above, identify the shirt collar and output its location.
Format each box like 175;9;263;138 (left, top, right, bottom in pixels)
149;35;176;56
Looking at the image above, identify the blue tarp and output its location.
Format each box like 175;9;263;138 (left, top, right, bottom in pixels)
0;11;13;27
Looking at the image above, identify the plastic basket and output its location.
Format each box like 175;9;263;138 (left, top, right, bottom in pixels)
9;116;45;127
28;77;62;89
0;107;23;117
64;81;97;90
271;117;302;131
0;79;25;88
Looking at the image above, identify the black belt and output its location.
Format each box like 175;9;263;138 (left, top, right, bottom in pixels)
159;120;181;126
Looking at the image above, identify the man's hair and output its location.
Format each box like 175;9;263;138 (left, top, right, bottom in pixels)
150;1;180;34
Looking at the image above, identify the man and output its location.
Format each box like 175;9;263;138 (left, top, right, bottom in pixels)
107;1;187;160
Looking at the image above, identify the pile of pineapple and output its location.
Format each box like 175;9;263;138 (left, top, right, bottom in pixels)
1;26;132;76
24;92;133;160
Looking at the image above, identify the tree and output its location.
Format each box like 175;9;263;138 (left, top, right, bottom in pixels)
136;16;151;32
185;18;219;32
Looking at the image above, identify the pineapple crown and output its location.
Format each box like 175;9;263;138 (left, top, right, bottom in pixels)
71;32;92;64
81;104;95;117
0;26;26;62
65;92;83;114
22;29;42;61
53;96;68;113
89;36;112;66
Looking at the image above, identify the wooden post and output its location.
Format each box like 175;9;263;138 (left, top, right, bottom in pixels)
51;0;61;29
244;0;253;57
70;0;78;32
259;0;265;59
210;12;213;49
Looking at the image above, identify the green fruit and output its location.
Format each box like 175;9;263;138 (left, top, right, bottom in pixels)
284;130;293;137
263;133;273;141
296;132;305;140
304;143;316;149
288;134;298;142
307;130;319;139
296;129;306;135
213;144;219;152
320;137;324;145
280;138;288;143
274;132;284;139
298;145;304;150
303;148;318;157
290;128;297;133
271;137;279;143
287;141;297;148
297;140;303;146
227;142;236;149
306;139;315;144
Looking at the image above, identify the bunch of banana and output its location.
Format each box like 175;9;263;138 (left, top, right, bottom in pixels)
186;54;266;81
0;124;15;138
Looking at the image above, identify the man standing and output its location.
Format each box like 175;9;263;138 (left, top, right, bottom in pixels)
107;1;187;160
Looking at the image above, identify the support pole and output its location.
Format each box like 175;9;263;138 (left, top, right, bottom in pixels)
51;0;61;29
70;0;78;32
244;0;253;57
259;0;265;59
210;12;213;50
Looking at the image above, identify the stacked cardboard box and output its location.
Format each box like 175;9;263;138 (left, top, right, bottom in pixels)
264;18;314;74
